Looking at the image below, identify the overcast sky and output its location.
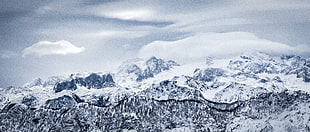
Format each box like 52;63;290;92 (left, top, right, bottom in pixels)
1;0;310;87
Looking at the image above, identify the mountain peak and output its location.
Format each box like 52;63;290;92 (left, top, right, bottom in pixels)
43;76;66;87
239;51;272;61
22;78;43;88
117;56;180;82
147;56;158;61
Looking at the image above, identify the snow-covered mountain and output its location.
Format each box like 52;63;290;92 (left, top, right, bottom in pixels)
115;56;180;88
0;52;309;131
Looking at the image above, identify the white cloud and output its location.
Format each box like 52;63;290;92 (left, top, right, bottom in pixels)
138;32;310;61
22;40;85;57
100;9;154;21
91;1;156;21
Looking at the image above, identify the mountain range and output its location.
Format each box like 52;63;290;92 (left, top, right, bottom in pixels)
0;52;309;131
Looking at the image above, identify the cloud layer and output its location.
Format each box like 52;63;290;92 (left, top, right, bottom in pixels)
138;32;310;61
22;40;85;57
1;0;310;87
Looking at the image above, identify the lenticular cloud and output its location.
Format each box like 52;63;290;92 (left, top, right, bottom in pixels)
22;40;85;57
138;32;309;60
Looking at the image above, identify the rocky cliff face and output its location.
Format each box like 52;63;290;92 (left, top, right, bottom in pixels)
75;73;115;89
54;73;115;93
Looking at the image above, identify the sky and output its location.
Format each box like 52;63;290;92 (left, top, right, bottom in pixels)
0;0;310;87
